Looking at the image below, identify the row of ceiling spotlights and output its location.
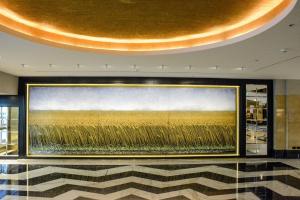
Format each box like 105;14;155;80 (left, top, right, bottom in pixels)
21;64;248;71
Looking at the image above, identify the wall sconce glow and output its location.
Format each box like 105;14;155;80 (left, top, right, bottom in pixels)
0;0;296;54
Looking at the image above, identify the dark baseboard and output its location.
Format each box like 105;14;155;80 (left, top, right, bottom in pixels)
274;150;300;159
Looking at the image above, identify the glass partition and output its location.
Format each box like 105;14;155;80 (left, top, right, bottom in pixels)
246;84;268;155
0;106;19;156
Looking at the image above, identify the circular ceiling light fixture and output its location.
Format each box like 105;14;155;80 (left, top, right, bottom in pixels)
0;0;296;54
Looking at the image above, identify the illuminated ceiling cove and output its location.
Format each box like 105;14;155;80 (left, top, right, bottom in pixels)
0;0;296;54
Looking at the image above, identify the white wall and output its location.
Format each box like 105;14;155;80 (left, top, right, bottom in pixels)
0;71;18;95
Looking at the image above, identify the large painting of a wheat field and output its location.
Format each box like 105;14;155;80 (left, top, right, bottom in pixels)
27;84;239;156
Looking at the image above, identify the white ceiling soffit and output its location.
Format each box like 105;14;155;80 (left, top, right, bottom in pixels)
0;1;299;79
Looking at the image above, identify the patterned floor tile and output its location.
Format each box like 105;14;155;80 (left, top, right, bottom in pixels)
0;159;299;200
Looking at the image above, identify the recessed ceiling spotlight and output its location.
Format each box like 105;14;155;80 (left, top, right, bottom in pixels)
209;65;219;70
159;64;166;71
280;48;288;53
21;64;29;68
186;65;192;70
235;67;247;71
104;64;111;70
49;64;56;68
132;64;138;72
288;23;295;27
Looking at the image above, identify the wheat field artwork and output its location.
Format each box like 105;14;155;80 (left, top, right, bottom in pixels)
27;84;239;156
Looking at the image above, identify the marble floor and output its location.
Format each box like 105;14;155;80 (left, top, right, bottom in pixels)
0;158;300;200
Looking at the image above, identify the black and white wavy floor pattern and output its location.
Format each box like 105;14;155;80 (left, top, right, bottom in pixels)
1;161;300;200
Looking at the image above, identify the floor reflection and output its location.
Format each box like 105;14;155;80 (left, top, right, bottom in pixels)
0;160;300;199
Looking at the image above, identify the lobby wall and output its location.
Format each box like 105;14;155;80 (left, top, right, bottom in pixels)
19;77;258;157
274;80;300;153
0;71;18;95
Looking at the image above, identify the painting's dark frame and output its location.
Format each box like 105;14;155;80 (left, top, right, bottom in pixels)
16;77;273;158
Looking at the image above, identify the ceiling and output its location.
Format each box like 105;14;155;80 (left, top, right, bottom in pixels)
0;0;274;39
0;1;299;79
0;0;294;53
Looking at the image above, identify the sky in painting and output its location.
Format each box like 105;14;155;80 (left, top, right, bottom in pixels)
29;86;237;111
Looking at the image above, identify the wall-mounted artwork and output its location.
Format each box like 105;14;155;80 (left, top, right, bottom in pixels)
27;84;239;157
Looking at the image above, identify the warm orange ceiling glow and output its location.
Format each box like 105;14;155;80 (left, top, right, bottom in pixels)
0;0;295;53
